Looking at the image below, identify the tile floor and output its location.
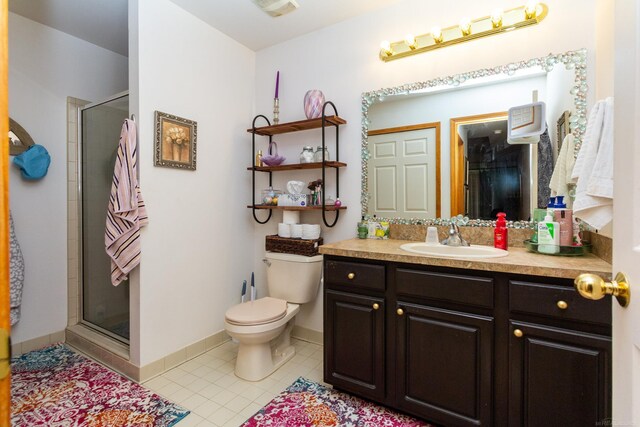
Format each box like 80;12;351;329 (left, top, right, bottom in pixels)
143;338;326;427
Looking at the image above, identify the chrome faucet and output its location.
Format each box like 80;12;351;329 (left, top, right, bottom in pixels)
441;223;470;247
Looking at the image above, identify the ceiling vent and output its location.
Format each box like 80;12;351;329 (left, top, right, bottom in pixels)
252;0;299;17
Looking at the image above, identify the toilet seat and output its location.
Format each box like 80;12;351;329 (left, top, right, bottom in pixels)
225;297;288;326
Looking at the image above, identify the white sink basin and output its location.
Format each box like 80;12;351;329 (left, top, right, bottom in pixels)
399;243;508;259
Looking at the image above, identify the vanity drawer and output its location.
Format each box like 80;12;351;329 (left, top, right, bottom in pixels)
396;268;494;309
325;260;385;291
509;280;611;325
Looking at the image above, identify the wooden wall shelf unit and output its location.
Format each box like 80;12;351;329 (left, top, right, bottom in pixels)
248;102;347;227
247;161;346;172
248;205;347;211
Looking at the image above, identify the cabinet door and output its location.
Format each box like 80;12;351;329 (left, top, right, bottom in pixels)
324;290;385;401
396;303;494;427
509;321;611;427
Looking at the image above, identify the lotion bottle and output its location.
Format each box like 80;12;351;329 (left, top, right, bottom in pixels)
553;196;573;246
494;212;508;250
538;209;560;254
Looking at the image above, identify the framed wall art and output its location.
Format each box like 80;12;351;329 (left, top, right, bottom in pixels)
154;111;197;170
556;110;571;154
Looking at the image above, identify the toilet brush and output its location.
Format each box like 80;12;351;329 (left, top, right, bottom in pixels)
251;272;256;301
241;280;247;303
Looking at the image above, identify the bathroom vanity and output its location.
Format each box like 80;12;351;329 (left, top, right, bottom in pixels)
320;239;612;427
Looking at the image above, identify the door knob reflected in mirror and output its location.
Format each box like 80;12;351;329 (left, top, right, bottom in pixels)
574;272;631;307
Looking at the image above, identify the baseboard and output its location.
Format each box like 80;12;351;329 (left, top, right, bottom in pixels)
140;330;230;382
11;330;66;357
292;325;323;345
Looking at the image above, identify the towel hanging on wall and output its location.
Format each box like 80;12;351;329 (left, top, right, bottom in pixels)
571;98;614;230
105;119;148;286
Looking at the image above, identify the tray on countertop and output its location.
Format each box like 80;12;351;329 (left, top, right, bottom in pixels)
524;239;591;256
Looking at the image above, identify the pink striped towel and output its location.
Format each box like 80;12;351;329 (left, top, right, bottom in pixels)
105;119;148;286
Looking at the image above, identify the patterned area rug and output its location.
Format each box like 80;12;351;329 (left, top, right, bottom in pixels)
11;344;189;426
241;377;432;427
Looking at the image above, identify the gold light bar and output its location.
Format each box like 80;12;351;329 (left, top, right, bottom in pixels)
379;3;548;62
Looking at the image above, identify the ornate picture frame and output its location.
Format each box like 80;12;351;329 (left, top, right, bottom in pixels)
154;111;197;170
556;110;571;154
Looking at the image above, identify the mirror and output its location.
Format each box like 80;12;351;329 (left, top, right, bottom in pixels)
8;118;35;156
362;49;588;226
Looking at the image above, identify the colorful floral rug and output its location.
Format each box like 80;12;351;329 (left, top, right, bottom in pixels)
241;377;432;427
11;344;189;426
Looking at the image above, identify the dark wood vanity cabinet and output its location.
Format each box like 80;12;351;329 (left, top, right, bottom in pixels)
323;255;612;427
395;303;494;426
324;290;385;401
508;280;612;426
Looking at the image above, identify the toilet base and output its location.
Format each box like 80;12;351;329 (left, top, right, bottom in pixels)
234;321;296;381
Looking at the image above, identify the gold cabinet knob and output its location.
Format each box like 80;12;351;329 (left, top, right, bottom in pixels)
574;272;631;307
513;329;523;338
557;300;568;310
347;272;355;280
397;308;404;316
373;303;380;310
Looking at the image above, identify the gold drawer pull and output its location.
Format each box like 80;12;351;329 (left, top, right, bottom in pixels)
373;303;380;310
347;272;355;280
513;329;523;338
397;308;404;316
557;300;568;310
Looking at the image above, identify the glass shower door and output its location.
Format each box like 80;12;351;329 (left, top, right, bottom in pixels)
80;94;130;343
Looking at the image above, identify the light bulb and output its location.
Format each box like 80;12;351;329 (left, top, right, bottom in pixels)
459;17;471;36
525;1;539;19
491;9;503;28
380;40;393;56
404;34;417;50
431;26;443;43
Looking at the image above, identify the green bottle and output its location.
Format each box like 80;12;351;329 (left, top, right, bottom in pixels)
357;216;368;239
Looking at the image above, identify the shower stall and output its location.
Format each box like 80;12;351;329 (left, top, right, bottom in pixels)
79;92;130;344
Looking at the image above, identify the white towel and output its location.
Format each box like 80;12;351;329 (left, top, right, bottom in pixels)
105;119;148;286
571;98;614;230
549;133;576;201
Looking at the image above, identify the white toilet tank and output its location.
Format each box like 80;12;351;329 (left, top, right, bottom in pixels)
265;252;323;304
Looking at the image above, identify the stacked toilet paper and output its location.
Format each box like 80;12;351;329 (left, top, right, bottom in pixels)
278;223;320;240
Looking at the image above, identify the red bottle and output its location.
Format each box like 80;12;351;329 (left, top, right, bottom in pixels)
494;212;508;250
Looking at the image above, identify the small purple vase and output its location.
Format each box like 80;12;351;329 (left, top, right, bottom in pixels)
304;90;325;119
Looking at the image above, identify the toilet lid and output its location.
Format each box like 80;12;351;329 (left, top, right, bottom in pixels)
225;297;288;326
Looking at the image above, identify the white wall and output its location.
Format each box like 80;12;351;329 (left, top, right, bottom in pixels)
253;0;598;332
131;0;255;365
8;13;128;344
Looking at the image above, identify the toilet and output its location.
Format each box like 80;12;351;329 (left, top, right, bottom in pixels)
224;252;323;381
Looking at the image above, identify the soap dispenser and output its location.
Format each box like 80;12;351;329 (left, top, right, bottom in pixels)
494;212;508;250
538;209;560;254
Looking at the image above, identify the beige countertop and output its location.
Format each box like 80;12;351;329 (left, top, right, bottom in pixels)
319;239;612;280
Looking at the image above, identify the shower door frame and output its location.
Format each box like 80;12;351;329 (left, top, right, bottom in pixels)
77;90;131;346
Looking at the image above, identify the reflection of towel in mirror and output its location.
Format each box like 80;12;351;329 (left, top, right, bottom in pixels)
549;133;576;202
9;212;25;325
571;98;613;230
105;119;148;286
537;127;553;209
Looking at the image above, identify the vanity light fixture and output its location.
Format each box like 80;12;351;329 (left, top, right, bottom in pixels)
430;27;443;43
404;34;418;50
491;9;503;28
380;40;393;57
379;3;548;62
525;1;539;19
459;18;472;36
